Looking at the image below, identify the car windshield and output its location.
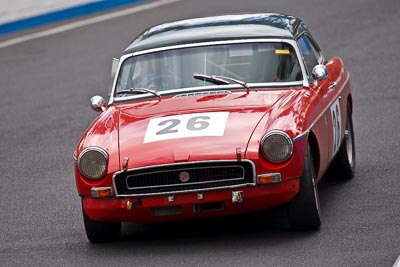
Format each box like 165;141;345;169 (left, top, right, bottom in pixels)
115;42;302;94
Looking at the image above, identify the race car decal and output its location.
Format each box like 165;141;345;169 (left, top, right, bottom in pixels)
144;112;229;143
330;98;342;155
275;49;290;55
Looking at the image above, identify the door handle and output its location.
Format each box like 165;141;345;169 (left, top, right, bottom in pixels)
329;81;337;89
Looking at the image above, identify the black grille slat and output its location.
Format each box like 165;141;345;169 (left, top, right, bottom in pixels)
114;161;255;196
126;167;244;188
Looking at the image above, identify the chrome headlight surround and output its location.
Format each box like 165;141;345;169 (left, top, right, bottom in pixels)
260;130;294;164
77;147;108;179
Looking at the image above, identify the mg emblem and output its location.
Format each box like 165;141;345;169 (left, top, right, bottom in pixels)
179;171;190;183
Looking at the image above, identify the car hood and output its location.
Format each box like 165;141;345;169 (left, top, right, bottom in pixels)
117;89;301;168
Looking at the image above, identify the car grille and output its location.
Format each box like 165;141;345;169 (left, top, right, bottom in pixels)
113;160;255;196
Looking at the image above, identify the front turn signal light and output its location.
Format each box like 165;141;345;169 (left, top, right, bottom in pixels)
91;187;113;198
257;173;282;184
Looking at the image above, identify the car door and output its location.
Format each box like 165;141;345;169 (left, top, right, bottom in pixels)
296;33;346;177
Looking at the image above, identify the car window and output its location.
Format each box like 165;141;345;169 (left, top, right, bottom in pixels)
297;35;321;77
115;42;303;93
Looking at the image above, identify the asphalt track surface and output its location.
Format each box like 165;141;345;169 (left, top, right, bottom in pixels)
1;0;400;266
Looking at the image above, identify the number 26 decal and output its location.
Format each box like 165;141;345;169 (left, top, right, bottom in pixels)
330;98;342;155
144;112;229;143
156;116;210;135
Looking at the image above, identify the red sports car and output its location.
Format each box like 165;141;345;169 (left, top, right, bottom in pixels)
74;13;355;242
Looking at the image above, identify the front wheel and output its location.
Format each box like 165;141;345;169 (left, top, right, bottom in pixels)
328;103;356;180
287;144;321;230
82;201;121;243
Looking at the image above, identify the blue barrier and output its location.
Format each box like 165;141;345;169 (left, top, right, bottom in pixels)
0;0;145;35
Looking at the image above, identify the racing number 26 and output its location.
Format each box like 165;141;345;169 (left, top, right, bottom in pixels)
144;112;229;143
156;116;210;135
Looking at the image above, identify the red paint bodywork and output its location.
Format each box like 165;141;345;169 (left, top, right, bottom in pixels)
74;57;351;223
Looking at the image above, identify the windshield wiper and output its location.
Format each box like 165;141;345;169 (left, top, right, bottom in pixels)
193;73;250;94
116;88;161;99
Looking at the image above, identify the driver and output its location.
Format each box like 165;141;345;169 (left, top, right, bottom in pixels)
132;57;156;89
132;54;179;91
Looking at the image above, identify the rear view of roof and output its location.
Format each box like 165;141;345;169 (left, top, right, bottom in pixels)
123;13;307;55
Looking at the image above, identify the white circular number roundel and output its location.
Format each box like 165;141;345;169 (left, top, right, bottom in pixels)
330;98;341;155
144;112;229;143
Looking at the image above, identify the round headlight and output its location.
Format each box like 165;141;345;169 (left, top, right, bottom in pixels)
78;147;108;179
260;130;293;163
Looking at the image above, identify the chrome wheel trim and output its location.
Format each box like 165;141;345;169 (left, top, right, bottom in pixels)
312;175;321;216
309;152;320;216
345;119;354;168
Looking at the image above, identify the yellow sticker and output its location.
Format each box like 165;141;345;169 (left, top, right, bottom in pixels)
275;49;290;55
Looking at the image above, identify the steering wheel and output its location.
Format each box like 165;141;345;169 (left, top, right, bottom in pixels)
141;74;182;89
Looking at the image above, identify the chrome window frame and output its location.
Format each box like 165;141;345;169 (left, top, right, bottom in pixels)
295;33;325;80
108;39;310;105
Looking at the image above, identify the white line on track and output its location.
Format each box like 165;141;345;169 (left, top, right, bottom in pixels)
394;255;400;267
0;0;182;49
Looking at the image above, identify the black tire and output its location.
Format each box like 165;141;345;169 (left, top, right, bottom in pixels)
82;201;121;243
287;144;321;230
328;104;356;180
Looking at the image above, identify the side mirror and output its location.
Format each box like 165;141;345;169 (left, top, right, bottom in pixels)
90;95;106;112
311;65;328;88
311;64;328;86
